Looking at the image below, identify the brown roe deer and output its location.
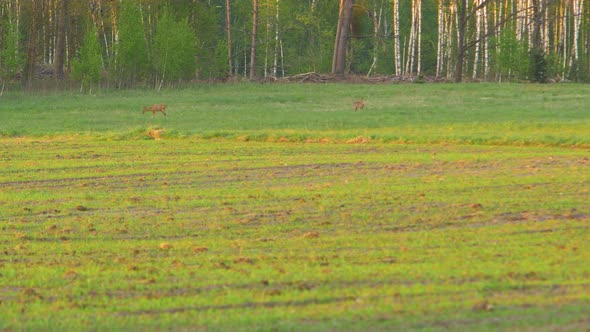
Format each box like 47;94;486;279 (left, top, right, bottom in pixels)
352;98;364;111
143;104;167;116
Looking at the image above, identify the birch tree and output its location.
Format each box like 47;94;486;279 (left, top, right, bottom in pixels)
454;0;499;82
436;0;445;77
392;0;401;75
250;0;259;79
472;0;489;79
272;0;283;78
405;0;422;76
570;0;584;75
1;0;588;86
367;0;386;77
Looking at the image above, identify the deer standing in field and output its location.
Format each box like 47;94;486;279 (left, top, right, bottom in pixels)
352;98;365;111
143;104;167;116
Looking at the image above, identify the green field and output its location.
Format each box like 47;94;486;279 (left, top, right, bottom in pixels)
1;83;589;330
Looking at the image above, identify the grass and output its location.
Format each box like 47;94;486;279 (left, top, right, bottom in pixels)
1;83;589;146
0;83;589;330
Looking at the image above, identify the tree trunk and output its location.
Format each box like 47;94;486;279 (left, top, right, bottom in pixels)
250;0;258;80
367;2;383;77
416;0;422;75
436;1;444;78
332;0;353;76
472;0;481;79
482;2;488;79
264;17;270;77
393;0;401;76
447;3;456;79
571;0;583;71
455;0;466;82
24;0;39;89
406;0;416;75
272;0;280;78
226;0;233;77
54;0;68;80
89;0;108;66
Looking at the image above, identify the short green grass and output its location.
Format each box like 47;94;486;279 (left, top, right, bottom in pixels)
1;83;589;146
0;83;589;330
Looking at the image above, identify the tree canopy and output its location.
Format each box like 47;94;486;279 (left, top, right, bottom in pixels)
0;0;588;89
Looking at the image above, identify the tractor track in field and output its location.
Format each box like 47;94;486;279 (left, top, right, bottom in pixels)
1;162;391;189
111;283;589;316
4;274;587;316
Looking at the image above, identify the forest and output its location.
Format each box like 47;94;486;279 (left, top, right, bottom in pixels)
0;0;589;90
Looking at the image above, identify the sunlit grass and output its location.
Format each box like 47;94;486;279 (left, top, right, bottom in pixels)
1;136;588;330
0;83;588;330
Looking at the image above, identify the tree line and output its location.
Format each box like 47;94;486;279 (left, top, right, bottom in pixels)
0;0;588;91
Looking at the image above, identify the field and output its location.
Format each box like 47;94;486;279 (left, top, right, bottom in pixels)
1;83;589;330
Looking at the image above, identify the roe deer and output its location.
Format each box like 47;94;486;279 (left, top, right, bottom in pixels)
352;98;364;111
143;104;167;116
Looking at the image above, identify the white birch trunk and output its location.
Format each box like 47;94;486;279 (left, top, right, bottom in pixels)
250;0;259;79
279;38;284;77
562;1;568;78
525;0;535;50
406;0;416;75
473;0;482;79
571;0;583;67
436;1;444;77
543;4;549;53
367;2;382;77
406;0;421;76
393;0;401;76
416;0;422;75
447;3;456;79
264;20;269;77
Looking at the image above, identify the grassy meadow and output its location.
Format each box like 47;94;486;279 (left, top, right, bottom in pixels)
0;83;589;330
1;83;589;145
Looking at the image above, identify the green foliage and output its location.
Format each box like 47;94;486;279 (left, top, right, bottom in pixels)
545;50;560;80
420;0;439;76
566;58;590;82
191;3;224;79
115;1;149;86
71;26;102;91
151;11;197;85
2;0;590;86
529;46;547;83
212;40;230;78
491;28;529;81
349;38;373;74
283;0;338;74
0;14;22;82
